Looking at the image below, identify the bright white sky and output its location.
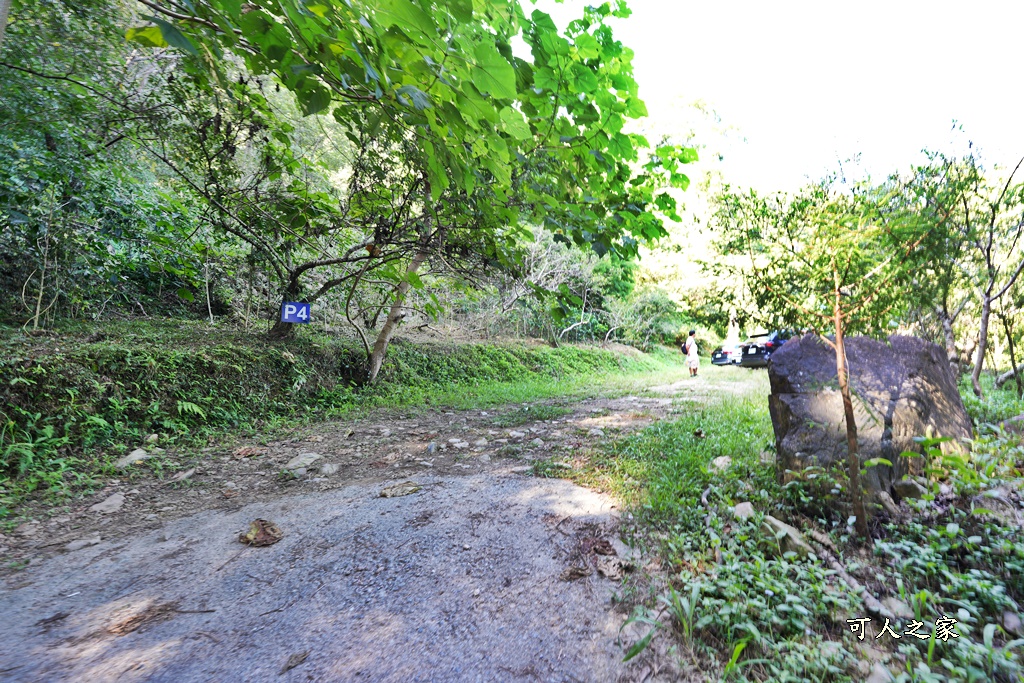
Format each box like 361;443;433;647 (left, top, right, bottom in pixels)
537;0;1024;192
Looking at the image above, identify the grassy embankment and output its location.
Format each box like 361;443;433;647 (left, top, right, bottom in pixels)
0;319;687;514
553;365;1024;682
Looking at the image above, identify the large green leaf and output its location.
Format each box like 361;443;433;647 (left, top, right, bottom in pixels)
126;26;167;48
298;84;332;115
471;41;517;99
397;85;431;110
369;0;437;41
150;17;199;56
499;107;531;140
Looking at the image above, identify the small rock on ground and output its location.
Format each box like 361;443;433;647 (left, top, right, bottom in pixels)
710;455;732;473
115;448;149;470
733;502;755;520
762;515;813;558
89;493;125;514
64;535;102;552
285;452;321;470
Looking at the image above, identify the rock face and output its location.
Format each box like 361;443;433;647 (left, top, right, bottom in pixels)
768;335;972;499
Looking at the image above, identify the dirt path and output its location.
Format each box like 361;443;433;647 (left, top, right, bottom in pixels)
1;369;766;682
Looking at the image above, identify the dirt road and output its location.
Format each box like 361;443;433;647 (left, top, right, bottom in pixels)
1;370;763;682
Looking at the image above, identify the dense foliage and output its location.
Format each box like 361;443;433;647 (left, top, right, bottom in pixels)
0;0;696;384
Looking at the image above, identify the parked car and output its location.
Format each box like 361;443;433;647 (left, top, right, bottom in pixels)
711;341;742;366
738;331;791;368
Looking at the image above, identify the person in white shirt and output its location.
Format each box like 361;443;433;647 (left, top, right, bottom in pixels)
684;330;699;377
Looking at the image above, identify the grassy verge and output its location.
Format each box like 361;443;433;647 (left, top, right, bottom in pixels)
0;319;685;514
556;369;1024;682
960;372;1024;426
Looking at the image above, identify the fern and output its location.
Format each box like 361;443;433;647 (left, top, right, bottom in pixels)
176;400;207;421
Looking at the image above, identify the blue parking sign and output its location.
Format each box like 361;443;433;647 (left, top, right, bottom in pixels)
280;302;311;324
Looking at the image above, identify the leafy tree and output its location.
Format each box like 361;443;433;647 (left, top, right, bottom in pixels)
0;0;206;323
602;286;679;350
930;153;1024;398
713;180;937;541
888;153;975;371
126;0;694;381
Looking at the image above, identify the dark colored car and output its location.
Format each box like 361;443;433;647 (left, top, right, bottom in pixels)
711;341;742;366
738;331;791;368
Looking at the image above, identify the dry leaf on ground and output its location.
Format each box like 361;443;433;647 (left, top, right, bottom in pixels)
108;602;179;635
559;566;592;581
380;482;421;498
595;556;632;581
233;446;267;459
279;650;309;675
239;519;283;547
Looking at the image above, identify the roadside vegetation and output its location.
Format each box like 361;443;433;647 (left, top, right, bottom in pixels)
0;318;686;515
552;367;1024;682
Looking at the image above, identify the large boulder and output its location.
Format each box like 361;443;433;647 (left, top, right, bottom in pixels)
768;335;972;500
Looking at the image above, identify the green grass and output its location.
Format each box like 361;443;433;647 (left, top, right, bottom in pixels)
562;367;1024;682
580;396;776;534
491;404;573;427
960;372;1024;426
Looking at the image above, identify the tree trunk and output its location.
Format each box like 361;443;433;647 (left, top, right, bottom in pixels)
366;237;429;384
268;279;301;339
1000;313;1023;399
972;296;992;398
0;0;11;51
995;365;1024;389
834;294;871;543
937;305;959;372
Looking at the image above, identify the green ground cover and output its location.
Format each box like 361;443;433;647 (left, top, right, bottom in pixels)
566;366;1024;682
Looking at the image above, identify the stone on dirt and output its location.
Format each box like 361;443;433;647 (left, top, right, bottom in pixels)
710;455;732;473
115;448;149;470
285;452;321;471
877;491;901;517
320;463;340;476
881;597;914;620
733;502;755;520
588;428;605;437
865;662;895;683
65;534;102;552
762;515;813;558
971;487;1021;527
89;492;125;514
1002;611;1024;637
893;478;927;499
768;335;972;502
380;481;421;498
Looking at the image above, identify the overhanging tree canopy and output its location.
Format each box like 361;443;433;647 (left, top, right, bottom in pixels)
127;0;695;380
